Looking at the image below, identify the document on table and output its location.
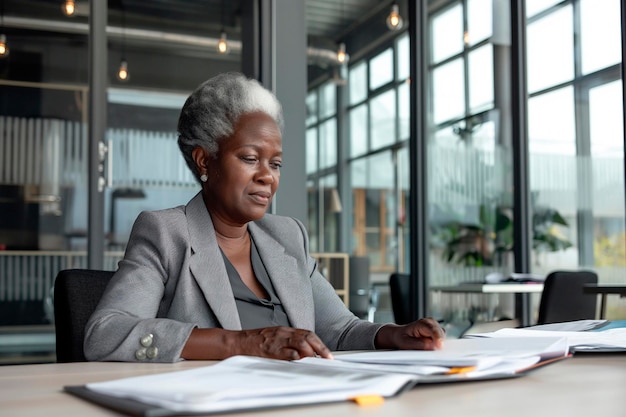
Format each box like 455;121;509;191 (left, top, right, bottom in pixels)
66;338;571;416
66;355;417;416
298;336;569;381
465;320;626;352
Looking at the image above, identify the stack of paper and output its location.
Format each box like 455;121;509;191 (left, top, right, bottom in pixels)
465;320;626;352
66;336;570;415
299;336;569;380
70;356;417;415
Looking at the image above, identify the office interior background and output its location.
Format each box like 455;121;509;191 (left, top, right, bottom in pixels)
0;0;624;364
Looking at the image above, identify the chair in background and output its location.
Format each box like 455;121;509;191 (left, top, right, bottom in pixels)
389;273;412;325
536;270;598;325
53;269;114;362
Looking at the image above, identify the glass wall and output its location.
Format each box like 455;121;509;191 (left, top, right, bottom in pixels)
426;0;516;324
306;31;411;322
0;84;90;342
426;0;625;324
305;0;625;325
306;82;341;253
0;8;240;363
347;36;410;276
525;0;625;320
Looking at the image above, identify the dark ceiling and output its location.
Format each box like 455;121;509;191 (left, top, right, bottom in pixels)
0;0;403;88
1;0;394;54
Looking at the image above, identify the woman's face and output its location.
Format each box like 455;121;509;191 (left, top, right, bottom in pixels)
201;111;282;224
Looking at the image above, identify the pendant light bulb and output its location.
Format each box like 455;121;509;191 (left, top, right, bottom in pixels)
386;3;403;31
62;0;76;17
217;31;229;54
117;59;129;81
336;42;347;65
0;34;8;58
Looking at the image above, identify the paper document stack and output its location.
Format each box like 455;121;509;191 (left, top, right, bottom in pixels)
465;320;626;352
66;336;570;416
75;355;415;414
300;336;568;380
65;356;416;416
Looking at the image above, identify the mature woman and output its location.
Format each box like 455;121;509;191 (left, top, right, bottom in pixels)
84;72;444;362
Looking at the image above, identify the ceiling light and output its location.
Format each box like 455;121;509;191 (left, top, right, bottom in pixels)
0;0;8;57
117;59;129;81
117;3;129;81
386;3;403;31
62;0;76;17
217;31;229;54
217;0;229;55
0;33;8;58
336;42;347;64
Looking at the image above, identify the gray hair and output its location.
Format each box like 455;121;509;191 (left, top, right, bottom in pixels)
177;72;284;181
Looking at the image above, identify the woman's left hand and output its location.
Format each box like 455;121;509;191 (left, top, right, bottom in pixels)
374;318;445;350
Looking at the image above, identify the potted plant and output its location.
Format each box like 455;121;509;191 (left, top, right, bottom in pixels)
433;202;571;267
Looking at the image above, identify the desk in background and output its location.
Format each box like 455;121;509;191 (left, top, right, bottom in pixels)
431;282;544;327
1;355;624;417
584;283;626;319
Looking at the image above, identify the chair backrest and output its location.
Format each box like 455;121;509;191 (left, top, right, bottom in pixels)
53;269;114;362
536;270;598;325
389;273;412;325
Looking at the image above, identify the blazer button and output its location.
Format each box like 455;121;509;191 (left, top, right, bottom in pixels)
140;334;154;347
146;346;159;359
135;348;147;360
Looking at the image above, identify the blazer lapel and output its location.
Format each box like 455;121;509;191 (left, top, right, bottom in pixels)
249;222;315;330
186;193;242;330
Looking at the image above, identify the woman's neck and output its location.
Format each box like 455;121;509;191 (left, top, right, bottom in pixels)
210;215;250;248
214;227;249;243
205;203;249;241
215;224;251;262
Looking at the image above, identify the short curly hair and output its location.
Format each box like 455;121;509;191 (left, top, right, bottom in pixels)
177;72;284;181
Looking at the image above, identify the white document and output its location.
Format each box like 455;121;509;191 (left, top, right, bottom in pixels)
297;337;568;379
335;336;568;365
297;356;452;376
85;355;417;414
466;325;626;351
297;355;542;379
79;338;570;414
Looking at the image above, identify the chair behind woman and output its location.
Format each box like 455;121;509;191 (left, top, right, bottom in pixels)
53;269;114;362
536;270;598;325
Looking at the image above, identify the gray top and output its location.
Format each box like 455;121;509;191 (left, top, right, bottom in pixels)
221;236;291;329
84;192;383;363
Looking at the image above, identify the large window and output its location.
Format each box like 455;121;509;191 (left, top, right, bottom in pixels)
307;33;411;275
427;0;625;324
305;0;625;326
306;82;340;253
347;36;410;274
526;0;624;316
428;0;509;300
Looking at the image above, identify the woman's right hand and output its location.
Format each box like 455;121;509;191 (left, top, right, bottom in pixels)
237;326;334;360
181;326;333;361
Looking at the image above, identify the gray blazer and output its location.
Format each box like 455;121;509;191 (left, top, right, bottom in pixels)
84;192;383;362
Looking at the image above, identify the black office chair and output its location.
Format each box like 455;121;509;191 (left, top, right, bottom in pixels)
389;273;412;325
536;270;598;325
53;268;114;363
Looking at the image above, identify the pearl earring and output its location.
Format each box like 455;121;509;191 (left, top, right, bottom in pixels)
200;174;208;182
